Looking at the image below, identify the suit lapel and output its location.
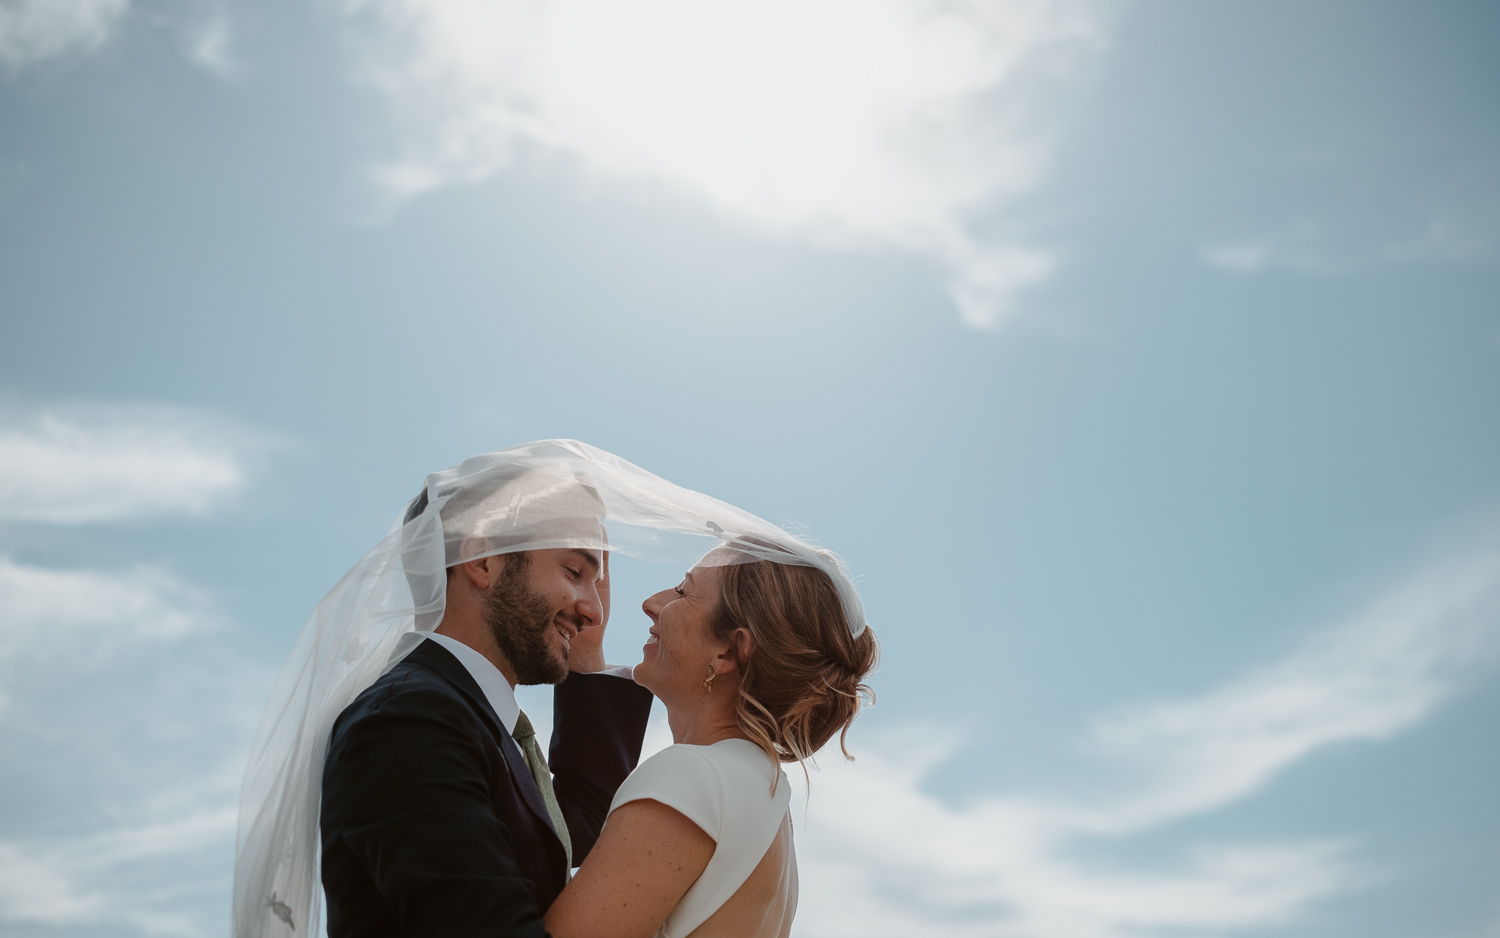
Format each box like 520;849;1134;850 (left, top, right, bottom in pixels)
405;640;567;856
497;732;562;841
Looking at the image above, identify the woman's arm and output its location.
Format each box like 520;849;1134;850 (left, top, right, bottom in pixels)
544;798;715;938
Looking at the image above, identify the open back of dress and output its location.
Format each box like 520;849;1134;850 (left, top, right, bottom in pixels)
608;739;797;938
685;811;797;938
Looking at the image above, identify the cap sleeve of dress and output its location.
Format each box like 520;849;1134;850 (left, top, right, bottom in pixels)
608;745;725;842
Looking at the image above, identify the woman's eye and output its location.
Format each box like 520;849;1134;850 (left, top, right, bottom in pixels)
673;584;685;597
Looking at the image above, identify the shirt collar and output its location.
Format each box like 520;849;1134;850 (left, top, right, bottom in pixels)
423;632;520;735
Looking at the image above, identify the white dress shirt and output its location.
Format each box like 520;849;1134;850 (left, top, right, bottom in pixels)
422;632;636;736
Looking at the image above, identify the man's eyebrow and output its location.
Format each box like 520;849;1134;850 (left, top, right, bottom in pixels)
568;549;602;577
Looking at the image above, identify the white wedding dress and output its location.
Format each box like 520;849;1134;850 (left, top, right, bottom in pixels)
609;739;797;938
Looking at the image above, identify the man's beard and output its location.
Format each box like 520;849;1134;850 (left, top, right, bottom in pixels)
483;557;570;685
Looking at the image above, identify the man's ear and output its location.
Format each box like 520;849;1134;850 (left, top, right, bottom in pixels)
457;555;498;590
454;536;501;590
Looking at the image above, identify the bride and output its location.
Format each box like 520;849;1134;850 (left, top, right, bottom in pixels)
546;549;878;938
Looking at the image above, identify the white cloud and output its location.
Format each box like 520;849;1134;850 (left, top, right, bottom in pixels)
0;404;260;935
789;540;1500;938
1198;241;1271;275
185;11;238;78
0;556;220;732
1197;220;1357;276
0;406;248;524
0;555;255;936
0;0;128;70
0;558;209;663
0;810;238;936
0;841;104;926
1201;200;1499;276
1079;544;1500;833
346;0;1104;329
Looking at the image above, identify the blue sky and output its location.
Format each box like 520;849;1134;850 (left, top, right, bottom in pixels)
1;1;1497;936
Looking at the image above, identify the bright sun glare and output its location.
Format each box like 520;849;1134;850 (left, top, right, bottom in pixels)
356;0;1101;328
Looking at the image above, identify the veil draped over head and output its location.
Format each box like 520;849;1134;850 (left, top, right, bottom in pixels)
232;439;866;937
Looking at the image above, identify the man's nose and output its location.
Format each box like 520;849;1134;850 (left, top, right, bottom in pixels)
573;582;602;627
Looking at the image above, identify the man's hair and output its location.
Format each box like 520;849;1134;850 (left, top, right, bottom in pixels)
402;489;429;526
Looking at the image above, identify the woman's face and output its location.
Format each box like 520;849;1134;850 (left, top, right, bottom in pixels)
634;565;726;701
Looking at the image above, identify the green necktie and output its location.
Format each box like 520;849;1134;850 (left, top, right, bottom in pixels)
512;709;572;871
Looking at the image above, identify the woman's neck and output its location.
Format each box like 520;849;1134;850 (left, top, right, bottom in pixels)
666;692;747;747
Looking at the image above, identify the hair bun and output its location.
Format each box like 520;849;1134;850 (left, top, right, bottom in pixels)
709;560;879;772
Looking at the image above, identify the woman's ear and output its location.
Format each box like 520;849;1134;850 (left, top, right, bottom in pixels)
730;628;754;667
710;630;753;677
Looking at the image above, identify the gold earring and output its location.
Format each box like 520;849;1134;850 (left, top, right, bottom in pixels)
703;664;716;693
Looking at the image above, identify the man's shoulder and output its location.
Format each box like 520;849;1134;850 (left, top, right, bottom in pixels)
359;656;455;704
333;648;481;737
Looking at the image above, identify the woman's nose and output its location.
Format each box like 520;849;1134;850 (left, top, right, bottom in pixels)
641;590;667;621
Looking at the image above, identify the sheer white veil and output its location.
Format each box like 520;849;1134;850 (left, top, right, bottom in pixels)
232;439;865;936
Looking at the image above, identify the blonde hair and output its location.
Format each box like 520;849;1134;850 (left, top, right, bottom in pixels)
710;559;878;768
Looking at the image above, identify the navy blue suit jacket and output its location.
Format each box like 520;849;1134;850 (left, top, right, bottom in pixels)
320;639;654;938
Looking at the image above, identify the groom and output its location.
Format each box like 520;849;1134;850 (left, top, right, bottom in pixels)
319;478;654;937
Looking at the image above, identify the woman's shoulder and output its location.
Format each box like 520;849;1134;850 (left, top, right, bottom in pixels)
642;739;781;789
611;740;786;839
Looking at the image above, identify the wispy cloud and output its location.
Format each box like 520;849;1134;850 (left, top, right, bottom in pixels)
0;558;210;669
0;810;238;936
0;401;263;936
346;0;1105;329
0;556;258;936
0;0;129;70
1200;217;1499;276
791;540;1500;937
0;405;250;524
1200;177;1499;277
0;841;104;926
1197;219;1360;276
184;11;238;79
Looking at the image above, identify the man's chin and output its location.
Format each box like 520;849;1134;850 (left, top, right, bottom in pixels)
512;651;570;686
542;648;571;684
